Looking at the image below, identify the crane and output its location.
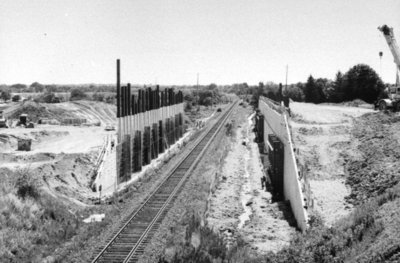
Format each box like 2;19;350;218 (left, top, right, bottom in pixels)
376;25;400;111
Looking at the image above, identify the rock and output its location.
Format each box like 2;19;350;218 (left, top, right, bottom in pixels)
43;256;56;263
246;201;253;206
191;232;201;249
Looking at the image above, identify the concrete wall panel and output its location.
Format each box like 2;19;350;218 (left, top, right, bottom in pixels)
259;97;308;232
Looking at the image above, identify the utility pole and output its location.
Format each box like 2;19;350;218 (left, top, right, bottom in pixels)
285;65;288;93
196;73;200;109
197;73;199;92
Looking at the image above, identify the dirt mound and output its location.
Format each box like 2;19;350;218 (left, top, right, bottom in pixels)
341;99;369;107
346;112;400;205
0;130;71;153
6;101;65;122
298;126;323;135
4;100;116;125
0;152;57;164
36;152;96;202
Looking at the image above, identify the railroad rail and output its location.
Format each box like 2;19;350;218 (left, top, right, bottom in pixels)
91;101;237;263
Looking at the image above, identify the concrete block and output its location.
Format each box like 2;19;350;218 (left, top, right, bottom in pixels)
17;138;32;151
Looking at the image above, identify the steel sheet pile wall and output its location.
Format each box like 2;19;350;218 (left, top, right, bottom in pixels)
259;96;308;231
116;60;185;184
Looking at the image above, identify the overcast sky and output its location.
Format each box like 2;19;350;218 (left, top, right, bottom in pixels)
1;0;399;86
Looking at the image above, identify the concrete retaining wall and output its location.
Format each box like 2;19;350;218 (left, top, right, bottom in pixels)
259;97;308;231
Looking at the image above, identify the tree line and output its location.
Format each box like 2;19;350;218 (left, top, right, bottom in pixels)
0;63;388;106
222;63;387;106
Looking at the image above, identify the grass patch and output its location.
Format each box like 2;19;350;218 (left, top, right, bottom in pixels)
0;168;121;263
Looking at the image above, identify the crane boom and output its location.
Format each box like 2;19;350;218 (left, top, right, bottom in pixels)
375;25;400;111
379;25;400;73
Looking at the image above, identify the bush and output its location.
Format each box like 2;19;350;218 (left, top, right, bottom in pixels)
14;169;40;200
104;94;116;104
70;89;87;101
35;92;61;103
12;95;21;102
92;92;105;102
162;213;229;263
0;90;11;101
184;102;192;111
341;64;384;103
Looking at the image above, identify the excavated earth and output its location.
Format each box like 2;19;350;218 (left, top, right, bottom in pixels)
206;107;296;254
0;100;117;205
346;112;400;204
290;102;373;225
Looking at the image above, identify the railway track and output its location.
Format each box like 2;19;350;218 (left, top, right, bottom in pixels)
91;101;237;263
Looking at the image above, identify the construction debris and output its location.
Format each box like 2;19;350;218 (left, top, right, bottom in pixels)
17;138;32;151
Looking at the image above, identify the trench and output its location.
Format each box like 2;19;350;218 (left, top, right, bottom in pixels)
238;113;256;229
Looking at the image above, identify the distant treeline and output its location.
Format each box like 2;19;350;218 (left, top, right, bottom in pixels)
223;63;389;106
0;63;389;106
0;82;230;107
0;83;116;93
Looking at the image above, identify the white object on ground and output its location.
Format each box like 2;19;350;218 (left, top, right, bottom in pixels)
83;213;105;223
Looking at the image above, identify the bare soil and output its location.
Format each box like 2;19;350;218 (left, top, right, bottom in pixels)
0;101;116;205
290;102;373;225
207;107;296;254
346;112;400;204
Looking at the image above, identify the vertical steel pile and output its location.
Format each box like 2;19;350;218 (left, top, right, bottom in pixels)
115;60;185;184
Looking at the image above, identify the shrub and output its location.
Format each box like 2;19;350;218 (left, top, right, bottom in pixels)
12;95;21;102
0;90;11;101
70;89;87;101
14;169;40;200
92;92;105;102
36;92;61;103
184;102;192;111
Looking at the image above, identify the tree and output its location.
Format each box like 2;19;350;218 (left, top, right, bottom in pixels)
10;84;28;91
266;90;277;101
105;95;115;104
284;83;304;102
12;95;21;102
207;83;217;90
303;75;325;103
0;90;11;102
92;92;105;102
327;71;345;102
303;75;315;103
314;78;328;102
70;88;87;101
44;85;57;93
342;64;384;103
30;82;44;93
250;82;264;108
203;97;212;107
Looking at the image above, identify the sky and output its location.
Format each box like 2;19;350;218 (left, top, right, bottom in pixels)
0;0;399;86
